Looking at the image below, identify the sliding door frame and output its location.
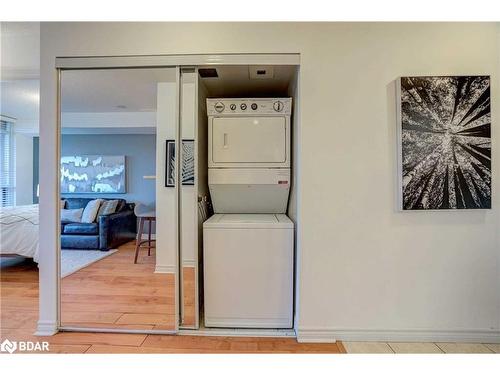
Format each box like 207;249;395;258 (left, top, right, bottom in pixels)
55;65;181;335
37;53;300;337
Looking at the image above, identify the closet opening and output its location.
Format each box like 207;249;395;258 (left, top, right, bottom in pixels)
48;54;300;338
178;64;300;335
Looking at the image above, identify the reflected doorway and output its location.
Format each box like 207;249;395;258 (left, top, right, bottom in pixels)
59;68;178;330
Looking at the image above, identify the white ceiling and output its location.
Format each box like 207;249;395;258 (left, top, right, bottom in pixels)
0;22;40;79
0;22;40;134
61;68;173;112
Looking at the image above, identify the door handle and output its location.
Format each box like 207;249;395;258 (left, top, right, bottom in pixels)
223;133;228;148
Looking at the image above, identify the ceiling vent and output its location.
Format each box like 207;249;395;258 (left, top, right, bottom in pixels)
249;66;274;80
199;68;218;78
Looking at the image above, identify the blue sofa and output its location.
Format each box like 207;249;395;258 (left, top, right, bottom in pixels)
61;198;137;251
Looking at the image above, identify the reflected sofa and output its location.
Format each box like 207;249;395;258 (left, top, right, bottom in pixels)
61;198;137;251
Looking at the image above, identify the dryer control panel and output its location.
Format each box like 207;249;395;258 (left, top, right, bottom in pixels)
207;98;292;116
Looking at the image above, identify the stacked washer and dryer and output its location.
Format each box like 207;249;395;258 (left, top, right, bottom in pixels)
203;98;294;329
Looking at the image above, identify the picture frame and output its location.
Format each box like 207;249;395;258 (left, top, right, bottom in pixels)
165;140;175;187
165;139;195;187
397;75;491;210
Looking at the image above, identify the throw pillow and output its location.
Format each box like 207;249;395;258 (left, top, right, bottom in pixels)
81;199;103;223
61;208;84;222
97;199;119;217
115;200;125;212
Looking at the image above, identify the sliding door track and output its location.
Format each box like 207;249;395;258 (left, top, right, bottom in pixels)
59;326;296;338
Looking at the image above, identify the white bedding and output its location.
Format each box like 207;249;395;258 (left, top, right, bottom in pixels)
0;204;39;263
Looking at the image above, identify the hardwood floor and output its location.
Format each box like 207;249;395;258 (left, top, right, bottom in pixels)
61;242;175;330
181;266;196;328
0;242;345;354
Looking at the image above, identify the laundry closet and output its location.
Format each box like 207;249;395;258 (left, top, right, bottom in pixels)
52;56;300;337
177;64;300;333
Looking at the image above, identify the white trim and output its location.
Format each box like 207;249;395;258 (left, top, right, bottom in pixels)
297;327;500;344
58;326;295;338
204;318;293;329
140;233;156;240
178;327;296;338
34;320;58;336
174;66;181;332
37;67;61;337
60;327;176;335
154;265;176;274
181;259;197;268
55;54;300;69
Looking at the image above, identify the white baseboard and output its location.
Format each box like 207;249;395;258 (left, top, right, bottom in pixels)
154;264;176;274
35;320;58;336
297;327;500;344
181;260;197;268
139;234;156;240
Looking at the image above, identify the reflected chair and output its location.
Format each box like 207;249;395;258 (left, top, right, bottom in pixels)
134;203;156;264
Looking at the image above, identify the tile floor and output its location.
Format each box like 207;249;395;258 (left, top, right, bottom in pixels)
343;342;499;354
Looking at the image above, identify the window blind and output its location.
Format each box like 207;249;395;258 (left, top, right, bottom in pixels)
0;120;16;207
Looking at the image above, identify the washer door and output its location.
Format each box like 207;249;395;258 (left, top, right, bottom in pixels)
212;116;286;163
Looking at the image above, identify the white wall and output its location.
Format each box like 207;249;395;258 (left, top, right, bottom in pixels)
0;22;40;80
39;22;500;341
180;72;198;266
155;79;179;273
15;133;33;205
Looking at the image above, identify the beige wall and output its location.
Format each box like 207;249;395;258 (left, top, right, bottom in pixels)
39;22;500;341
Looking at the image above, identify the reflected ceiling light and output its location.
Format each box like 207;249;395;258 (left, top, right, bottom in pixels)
26;91;39;103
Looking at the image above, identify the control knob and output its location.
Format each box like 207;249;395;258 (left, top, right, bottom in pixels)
240;103;247;110
230;104;236;110
273;101;284;112
251;103;258;110
214;102;225;113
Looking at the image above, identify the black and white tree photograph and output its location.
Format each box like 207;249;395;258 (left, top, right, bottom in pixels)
165;139;195;187
399;76;491;210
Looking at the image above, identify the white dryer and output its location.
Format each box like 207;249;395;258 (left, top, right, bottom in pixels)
207;98;292;213
203;214;294;328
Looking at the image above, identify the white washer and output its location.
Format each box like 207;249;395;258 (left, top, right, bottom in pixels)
203;214;294;328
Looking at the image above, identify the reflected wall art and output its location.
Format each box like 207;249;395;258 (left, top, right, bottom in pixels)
61;155;126;194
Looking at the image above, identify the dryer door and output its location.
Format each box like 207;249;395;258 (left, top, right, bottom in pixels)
212;116;286;164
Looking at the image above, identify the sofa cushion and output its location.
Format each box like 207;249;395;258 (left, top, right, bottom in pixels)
63;222;99;235
61;234;99;250
61;221;70;232
61;208;83;222
65;198;93;210
64;198;128;212
98;199;119;216
81;199;103;223
115;199;127;212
